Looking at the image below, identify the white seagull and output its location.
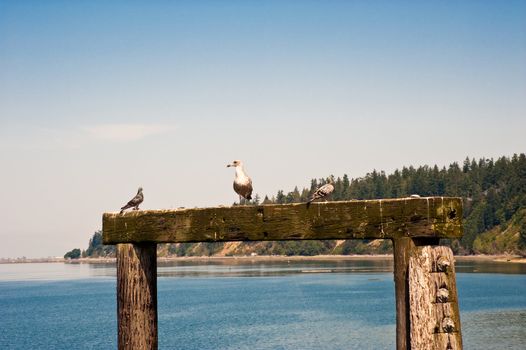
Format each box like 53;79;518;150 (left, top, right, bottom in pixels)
120;187;144;214
307;177;335;208
227;160;253;205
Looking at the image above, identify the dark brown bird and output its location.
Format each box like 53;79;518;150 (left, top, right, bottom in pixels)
120;187;144;214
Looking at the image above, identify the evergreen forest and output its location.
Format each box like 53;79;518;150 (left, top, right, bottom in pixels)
70;154;526;258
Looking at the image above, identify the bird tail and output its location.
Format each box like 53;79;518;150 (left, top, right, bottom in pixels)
120;209;125;214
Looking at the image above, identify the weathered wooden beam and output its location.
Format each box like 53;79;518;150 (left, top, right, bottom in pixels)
117;243;158;350
409;246;462;349
103;197;462;244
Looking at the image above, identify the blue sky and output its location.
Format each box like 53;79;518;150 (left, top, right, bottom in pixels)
1;1;525;257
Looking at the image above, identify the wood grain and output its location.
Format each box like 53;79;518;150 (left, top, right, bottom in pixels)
409;246;462;349
117;243;158;350
393;237;415;350
103;197;462;244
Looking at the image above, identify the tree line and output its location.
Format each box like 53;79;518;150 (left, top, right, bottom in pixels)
252;153;526;254
68;153;526;258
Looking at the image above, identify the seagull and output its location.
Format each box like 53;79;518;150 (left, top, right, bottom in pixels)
227;160;253;205
307;176;335;208
120;187;144;214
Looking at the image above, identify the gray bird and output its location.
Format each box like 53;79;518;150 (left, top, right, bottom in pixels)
307;177;334;208
120;187;144;214
227;160;253;205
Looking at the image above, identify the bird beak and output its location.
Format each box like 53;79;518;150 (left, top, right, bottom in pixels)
226;164;232;167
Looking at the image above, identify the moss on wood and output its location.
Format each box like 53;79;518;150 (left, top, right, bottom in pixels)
103;197;462;244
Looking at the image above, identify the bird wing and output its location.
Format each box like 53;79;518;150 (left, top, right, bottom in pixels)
246;177;253;199
234;178;253;199
122;193;143;209
322;183;335;195
310;183;334;201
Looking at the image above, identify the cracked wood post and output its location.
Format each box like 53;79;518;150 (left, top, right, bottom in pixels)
393;237;439;350
409;246;462;349
394;237;416;350
117;243;158;350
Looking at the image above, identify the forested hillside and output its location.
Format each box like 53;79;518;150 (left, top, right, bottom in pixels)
74;154;526;258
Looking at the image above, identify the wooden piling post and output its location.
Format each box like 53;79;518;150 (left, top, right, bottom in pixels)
103;197;463;349
409;246;462;349
393;235;444;350
393;237;415;350
117;243;158;350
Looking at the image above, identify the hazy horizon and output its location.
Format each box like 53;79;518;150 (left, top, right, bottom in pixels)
1;1;525;258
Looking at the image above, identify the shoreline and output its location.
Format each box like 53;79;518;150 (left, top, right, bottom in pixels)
2;254;525;264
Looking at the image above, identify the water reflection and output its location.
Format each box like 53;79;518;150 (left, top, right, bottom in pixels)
455;259;526;274
1;257;524;281
155;258;526;278
156;258;394;278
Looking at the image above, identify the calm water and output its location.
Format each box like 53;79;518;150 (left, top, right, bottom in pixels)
0;259;525;349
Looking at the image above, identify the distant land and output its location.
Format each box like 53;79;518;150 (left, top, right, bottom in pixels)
4;255;526;265
0;257;64;264
63;153;525;260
